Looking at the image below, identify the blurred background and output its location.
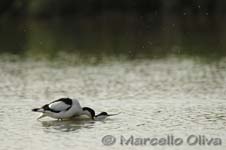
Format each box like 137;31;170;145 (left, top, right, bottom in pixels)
0;0;226;60
1;2;226;149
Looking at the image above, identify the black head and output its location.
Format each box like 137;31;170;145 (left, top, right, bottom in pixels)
95;112;108;117
82;107;95;120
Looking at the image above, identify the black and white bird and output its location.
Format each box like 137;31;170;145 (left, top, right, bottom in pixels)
32;98;95;120
32;98;119;121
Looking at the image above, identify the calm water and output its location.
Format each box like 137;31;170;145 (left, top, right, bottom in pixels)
0;55;226;150
0;14;226;149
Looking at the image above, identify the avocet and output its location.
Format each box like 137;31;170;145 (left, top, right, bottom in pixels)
32;98;119;120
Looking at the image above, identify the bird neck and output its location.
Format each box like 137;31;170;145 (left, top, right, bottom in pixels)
82;107;95;119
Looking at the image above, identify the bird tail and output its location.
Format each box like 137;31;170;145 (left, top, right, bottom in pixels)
32;108;45;112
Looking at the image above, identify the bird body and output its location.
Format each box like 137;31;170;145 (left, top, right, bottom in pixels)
32;98;84;120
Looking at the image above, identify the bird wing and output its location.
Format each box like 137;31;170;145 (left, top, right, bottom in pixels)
48;101;72;112
70;99;83;115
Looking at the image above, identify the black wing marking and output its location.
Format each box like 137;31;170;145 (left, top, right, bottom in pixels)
51;98;73;105
43;98;73;113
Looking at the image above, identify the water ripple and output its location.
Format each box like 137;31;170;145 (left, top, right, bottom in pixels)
0;56;226;150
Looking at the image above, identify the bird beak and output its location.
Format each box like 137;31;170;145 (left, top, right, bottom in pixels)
107;112;121;116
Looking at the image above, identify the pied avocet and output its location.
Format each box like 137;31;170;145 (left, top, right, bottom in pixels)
32;98;95;120
32;97;119;120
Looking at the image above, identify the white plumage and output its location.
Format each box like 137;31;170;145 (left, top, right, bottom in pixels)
32;98;84;120
48;101;71;112
32;97;119;120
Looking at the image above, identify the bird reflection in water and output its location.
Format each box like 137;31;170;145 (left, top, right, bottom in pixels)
40;118;96;132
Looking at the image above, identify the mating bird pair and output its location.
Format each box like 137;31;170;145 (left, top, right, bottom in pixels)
32;98;118;120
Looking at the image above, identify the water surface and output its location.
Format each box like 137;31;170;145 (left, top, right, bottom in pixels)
0;55;226;150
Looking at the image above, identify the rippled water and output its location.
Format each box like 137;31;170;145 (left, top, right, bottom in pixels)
0;56;226;150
